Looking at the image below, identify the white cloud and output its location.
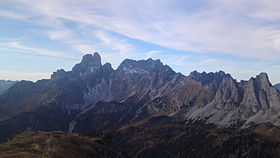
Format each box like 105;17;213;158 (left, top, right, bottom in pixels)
93;30;133;55
0;70;51;81
7;0;280;60
21;14;135;58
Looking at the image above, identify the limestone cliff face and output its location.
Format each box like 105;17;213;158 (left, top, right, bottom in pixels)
182;72;280;128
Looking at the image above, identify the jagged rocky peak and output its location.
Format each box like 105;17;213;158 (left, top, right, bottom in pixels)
256;72;269;80
51;69;67;79
102;63;113;71
188;70;231;85
72;52;102;76
255;72;271;87
245;72;271;92
117;58;170;75
212;76;241;110
81;52;101;66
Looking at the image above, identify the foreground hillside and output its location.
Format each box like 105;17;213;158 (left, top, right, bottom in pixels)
1;119;280;158
111;116;280;158
0;131;125;158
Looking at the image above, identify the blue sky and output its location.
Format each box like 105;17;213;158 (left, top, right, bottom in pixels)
0;0;280;84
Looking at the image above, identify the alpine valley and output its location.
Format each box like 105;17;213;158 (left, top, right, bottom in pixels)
1;53;280;158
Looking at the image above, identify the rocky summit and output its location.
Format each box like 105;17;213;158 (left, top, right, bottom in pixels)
0;53;280;157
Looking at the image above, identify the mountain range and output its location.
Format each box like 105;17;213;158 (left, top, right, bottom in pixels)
1;52;280;157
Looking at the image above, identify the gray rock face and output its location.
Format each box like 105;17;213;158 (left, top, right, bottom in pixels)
182;72;280;128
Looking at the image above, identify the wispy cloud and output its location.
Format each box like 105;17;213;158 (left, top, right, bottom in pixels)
73;44;96;54
94;30;133;55
0;10;28;20
9;0;280;60
198;58;217;65
47;29;75;42
146;50;163;58
5;42;76;58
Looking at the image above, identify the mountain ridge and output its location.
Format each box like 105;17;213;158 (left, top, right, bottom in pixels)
0;52;279;142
